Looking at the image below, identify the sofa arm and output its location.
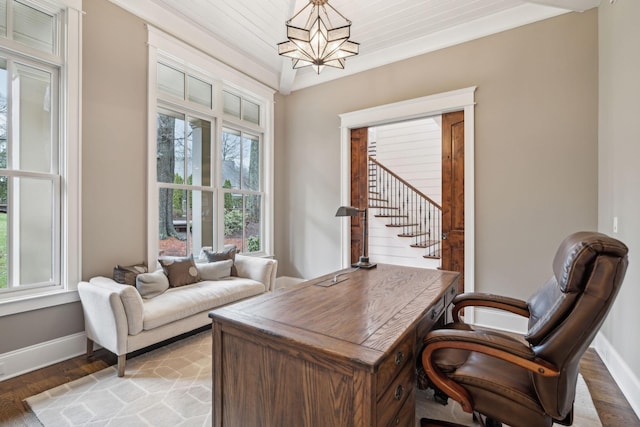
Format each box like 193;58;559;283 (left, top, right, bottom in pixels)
235;255;278;292
78;281;132;356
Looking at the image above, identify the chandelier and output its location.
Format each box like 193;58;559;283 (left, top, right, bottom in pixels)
277;0;359;74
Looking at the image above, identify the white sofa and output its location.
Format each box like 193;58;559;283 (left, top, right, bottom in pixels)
78;254;277;376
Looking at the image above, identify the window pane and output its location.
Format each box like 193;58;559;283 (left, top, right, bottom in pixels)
157;63;185;99
157;108;185;184
242;134;260;191
13;1;55;54
221;128;241;190
188;76;212;108
17;176;54;285
187;117;211;187
244;194;261;253
159;188;186;257
158;188;213;258
13;63;52;173
0;0;6;38
242;99;260;125
222;91;240;118
224;192;243;251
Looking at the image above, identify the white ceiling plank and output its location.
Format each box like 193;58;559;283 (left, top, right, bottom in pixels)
132;0;594;94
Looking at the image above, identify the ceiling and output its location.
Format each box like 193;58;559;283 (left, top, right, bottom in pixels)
110;0;600;94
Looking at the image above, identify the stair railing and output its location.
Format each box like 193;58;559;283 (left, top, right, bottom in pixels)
368;156;442;259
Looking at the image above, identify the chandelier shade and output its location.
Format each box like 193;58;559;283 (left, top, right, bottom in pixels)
278;0;359;74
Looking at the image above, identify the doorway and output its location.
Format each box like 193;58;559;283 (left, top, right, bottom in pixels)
339;88;476;314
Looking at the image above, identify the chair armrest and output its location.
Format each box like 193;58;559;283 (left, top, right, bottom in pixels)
234;255;278;292
78;281;131;356
451;292;530;322
422;328;559;413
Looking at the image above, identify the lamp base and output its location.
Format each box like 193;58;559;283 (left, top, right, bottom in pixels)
352;256;377;269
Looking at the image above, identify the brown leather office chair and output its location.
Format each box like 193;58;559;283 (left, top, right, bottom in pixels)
420;231;628;427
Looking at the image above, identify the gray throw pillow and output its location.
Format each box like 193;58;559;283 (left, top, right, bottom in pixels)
204;245;238;276
136;270;170;298
197;259;233;281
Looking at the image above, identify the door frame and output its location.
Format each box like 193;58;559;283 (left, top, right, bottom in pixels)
338;87;476;321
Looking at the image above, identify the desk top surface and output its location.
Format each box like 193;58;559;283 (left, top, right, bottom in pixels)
210;264;459;365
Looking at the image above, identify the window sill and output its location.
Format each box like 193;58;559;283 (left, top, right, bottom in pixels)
0;289;80;317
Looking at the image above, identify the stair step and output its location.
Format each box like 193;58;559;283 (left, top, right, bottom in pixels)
411;240;439;249
369;205;398;210
385;223;418;228
369;197;388;202
375;214;409;218
423;253;441;260
398;232;428;238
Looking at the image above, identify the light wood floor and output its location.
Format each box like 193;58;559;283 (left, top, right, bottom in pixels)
0;340;638;426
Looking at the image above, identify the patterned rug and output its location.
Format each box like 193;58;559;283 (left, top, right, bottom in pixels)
25;331;601;426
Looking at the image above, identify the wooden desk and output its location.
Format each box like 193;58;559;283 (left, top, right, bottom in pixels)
209;264;459;427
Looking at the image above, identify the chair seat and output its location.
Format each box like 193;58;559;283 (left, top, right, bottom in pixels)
451;352;552;427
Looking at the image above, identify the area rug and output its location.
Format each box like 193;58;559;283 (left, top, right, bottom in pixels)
25;331;601;427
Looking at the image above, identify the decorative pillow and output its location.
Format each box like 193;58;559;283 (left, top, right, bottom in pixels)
136;270;170;298
204;245;238;276
158;255;201;288
113;263;147;286
197;259;233;281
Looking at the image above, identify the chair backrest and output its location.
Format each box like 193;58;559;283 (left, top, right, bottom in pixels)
524;231;628;419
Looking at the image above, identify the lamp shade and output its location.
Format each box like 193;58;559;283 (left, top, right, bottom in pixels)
335;206;360;217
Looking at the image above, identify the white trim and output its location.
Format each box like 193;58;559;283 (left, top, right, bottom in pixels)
593;332;640;420
110;0;278;90
0;331;86;381
339;87;476;316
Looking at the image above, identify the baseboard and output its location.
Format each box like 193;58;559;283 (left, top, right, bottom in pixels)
472;307;528;334
0;332;87;382
593;332;640;419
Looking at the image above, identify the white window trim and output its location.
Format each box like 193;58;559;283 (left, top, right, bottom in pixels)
339;87;476;322
0;0;83;316
147;26;275;269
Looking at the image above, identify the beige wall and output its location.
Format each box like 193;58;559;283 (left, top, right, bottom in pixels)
598;0;640;379
0;0;147;354
276;10;599;302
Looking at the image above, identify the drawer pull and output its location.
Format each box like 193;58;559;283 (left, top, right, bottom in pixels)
394;416;401;425
394;351;405;366
394;384;404;400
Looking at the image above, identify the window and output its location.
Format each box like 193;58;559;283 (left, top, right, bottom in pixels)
151;43;272;265
221;127;262;253
0;0;81;308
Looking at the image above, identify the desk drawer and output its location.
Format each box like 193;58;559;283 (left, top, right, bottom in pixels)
376;332;413;399
377;358;414;427
386;390;415;427
416;295;445;341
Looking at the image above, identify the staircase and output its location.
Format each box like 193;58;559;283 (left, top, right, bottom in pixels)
368;156;442;260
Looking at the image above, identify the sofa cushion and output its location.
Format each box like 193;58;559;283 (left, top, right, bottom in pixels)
204;246;238;276
136;270;170;299
142;278;265;330
159;255;201;288
197;259;233;281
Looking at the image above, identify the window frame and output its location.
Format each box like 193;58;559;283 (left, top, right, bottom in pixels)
0;0;82;316
148;26;274;269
